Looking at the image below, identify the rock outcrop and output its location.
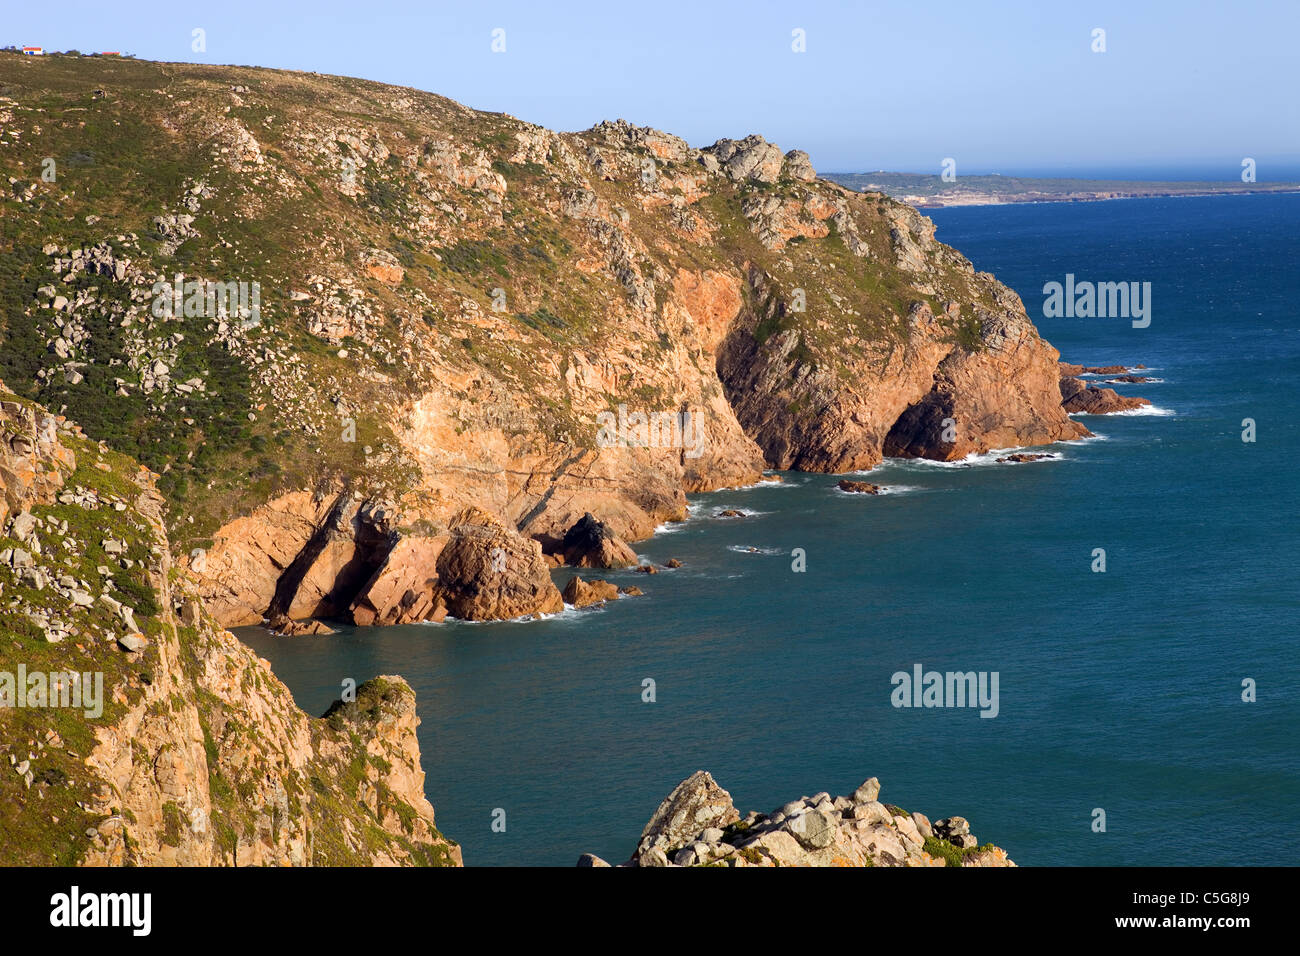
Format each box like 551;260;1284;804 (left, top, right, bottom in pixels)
0;386;460;866
586;771;1013;868
0;54;1160;630
1059;374;1151;414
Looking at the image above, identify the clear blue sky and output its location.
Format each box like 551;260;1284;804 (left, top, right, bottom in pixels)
7;0;1299;177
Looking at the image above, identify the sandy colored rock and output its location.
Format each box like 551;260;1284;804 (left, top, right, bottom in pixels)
435;506;563;620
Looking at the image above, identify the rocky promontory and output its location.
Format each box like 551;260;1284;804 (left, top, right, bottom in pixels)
0;385;460;866
0;52;1158;635
579;771;1013;868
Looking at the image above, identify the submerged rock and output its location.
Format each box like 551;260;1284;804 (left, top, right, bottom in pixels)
837;479;882;494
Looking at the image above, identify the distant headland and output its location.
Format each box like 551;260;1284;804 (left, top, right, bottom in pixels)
824;171;1300;208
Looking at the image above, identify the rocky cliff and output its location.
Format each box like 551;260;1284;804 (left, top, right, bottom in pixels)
0;385;460;865
579;771;1014;868
0;52;1141;633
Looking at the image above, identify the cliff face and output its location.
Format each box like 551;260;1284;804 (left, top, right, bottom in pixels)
0;387;460;865
0;54;1101;630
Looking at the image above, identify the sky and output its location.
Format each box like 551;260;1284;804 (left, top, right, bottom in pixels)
6;0;1299;178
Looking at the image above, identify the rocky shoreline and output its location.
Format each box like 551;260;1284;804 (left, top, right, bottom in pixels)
578;771;1013;868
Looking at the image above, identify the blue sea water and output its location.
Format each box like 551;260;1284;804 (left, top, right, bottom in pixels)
239;195;1300;866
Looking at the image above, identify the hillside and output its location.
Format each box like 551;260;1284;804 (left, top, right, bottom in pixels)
1;51;1100;633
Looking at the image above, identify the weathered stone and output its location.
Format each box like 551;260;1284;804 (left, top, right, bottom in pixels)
558;512;638;569
852;777;881;804
435;507;564;621
633;770;739;861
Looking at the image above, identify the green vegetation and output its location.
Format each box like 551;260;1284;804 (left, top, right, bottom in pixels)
923;835;998;868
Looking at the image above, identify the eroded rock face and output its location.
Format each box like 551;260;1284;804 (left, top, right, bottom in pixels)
435;506;563;620
350;534;448;627
184;490;339;627
594;772;1014;868
722;278;1091;471
882;310;1091;461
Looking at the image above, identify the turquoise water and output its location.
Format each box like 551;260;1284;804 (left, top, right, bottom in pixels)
239;195;1300;866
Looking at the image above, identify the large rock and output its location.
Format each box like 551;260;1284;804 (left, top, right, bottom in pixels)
1059;375;1151;414
633;770;740;863
783;149;816;182
559;512;638;568
561;575;620;608
350;534;448;626
435;507;564;620
703;135;786;184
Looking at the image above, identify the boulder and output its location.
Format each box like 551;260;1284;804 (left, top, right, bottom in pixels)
435;507;563;620
632;770;739;862
561;575;620;608
559;513;638;569
783;149;816;182
837;479;881;494
852;777;881;804
703;135;786;184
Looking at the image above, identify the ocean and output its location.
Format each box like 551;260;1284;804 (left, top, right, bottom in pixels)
239;194;1300;866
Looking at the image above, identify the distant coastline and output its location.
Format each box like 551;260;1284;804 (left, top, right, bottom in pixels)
824;171;1300;209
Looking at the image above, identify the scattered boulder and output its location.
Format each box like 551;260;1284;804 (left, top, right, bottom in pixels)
118;634;147;653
